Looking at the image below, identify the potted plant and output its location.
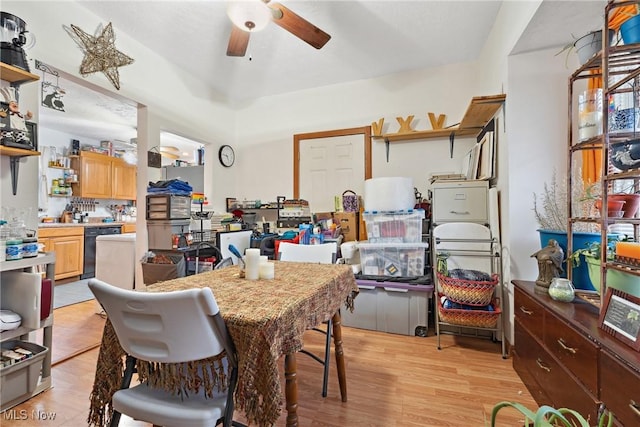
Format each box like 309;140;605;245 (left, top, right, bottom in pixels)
556;29;616;66
533;170;601;289
489;401;614;427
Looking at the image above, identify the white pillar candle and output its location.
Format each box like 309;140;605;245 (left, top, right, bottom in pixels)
245;248;261;280
260;255;269;265
259;262;275;280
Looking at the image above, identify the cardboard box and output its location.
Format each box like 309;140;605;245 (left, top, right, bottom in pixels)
333;212;359;242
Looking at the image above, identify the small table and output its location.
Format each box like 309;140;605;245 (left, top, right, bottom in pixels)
88;262;358;427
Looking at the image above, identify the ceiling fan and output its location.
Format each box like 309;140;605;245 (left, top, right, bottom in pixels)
226;0;331;57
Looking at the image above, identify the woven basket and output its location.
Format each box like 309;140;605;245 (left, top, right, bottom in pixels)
437;296;501;328
437;272;499;306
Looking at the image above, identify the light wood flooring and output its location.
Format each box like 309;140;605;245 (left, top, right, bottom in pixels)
2;301;537;426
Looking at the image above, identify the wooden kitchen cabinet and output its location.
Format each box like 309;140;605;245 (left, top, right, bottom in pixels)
121;223;136;233
38;227;84;280
112;160;137;200
71;151;136;200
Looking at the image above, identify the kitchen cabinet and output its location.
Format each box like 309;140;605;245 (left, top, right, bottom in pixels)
38;227;84;280
71;151;136;200
121;223;136;233
513;280;640;425
112;160;136;200
0;62;40;195
0;253;55;411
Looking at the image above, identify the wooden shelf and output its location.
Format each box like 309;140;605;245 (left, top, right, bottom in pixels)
373;94;506;142
0;146;40;157
0;62;39;84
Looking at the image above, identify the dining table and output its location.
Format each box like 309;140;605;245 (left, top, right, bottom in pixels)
88;261;359;427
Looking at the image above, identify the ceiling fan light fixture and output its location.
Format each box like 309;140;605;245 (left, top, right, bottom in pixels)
227;0;271;32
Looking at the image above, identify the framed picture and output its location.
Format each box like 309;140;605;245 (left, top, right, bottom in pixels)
600;287;640;351
25;121;37;151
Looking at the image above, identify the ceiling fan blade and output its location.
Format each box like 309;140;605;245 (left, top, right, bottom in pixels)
227;25;250;57
269;2;331;50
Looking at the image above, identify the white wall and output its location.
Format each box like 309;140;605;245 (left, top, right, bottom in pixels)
232;63;481;206
507;48;576;282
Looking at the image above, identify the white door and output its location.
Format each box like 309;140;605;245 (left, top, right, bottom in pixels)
299;134;365;213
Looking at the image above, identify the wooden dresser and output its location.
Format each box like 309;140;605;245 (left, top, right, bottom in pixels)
512;280;640;425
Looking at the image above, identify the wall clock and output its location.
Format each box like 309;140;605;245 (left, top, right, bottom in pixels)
218;145;235;167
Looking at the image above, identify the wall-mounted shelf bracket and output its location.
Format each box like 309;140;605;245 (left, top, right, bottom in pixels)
10;155;23;195
385;138;390;162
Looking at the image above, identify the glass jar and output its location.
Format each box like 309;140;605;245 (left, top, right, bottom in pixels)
548;278;576;302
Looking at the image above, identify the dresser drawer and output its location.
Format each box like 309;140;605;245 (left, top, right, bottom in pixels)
515;324;598;421
514;286;545;341
601;350;640;426
545;310;599;395
432;181;488;224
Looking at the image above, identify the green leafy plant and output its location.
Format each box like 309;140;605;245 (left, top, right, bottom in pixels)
489;401;614;427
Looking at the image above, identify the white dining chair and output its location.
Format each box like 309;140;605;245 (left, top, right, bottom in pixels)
88;279;246;427
277;241;338;397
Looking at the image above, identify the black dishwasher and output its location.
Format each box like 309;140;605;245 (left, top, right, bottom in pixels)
81;226;122;279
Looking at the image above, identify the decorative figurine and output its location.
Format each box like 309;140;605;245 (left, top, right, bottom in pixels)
531;239;565;294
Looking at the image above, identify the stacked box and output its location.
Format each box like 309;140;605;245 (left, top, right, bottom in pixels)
362;209;425;243
358;242;428;277
146;195;191;220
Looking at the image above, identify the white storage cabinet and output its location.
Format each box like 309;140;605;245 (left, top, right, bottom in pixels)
0;253;55;411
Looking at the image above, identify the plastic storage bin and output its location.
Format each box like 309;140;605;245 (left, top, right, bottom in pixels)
341;280;433;336
362;209;425;243
358;242;428;277
146;195;191;220
0;340;48;408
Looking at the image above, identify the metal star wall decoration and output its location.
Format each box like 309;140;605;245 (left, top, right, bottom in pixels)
69;22;134;90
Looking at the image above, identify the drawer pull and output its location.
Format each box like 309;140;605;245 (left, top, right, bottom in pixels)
536;358;551;372
519;306;533;316
630;400;640;418
557;338;577;354
449;210;470;215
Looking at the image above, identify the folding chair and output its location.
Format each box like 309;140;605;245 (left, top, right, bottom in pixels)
277;242;337;397
89;279;245;427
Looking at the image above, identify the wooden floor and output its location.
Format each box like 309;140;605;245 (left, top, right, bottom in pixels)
2;300;538;426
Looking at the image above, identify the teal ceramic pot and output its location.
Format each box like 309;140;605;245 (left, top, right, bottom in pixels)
538;229;600;291
621;14;640;45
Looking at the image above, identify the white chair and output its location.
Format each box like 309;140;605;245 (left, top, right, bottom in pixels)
277;242;337;397
88;279;245;427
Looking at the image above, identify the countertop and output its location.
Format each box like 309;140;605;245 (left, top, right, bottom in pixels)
38;222;135;228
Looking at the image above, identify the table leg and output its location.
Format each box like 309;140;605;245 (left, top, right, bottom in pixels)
332;311;348;402
284;353;299;427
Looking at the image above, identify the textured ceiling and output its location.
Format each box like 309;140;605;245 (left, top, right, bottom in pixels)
79;0;503;105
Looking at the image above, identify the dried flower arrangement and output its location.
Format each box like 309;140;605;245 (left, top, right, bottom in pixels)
533;169;599;233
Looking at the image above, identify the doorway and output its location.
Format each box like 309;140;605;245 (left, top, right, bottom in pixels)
293;126;372;212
